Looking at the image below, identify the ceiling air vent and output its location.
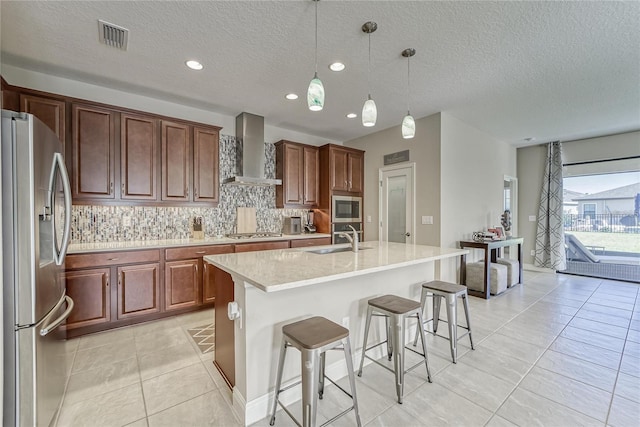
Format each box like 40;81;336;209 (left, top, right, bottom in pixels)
98;19;129;50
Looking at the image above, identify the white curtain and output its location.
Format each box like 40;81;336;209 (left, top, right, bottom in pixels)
535;141;567;270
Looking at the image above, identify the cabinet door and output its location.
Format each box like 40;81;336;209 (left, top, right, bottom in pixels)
193;126;219;204
330;149;349;191
63;268;111;329
303;146;319;206
121;113;157;200
72;104;116;199
117;263;160;319
20;94;66;147
202;261;216;304
161;121;191;201
165;259;200;310
284;143;304;205
214;266;235;387
348;151;364;193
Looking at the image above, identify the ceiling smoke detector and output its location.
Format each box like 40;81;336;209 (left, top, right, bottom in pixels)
98;19;129;50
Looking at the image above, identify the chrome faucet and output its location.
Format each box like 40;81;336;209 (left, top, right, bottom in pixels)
338;225;359;253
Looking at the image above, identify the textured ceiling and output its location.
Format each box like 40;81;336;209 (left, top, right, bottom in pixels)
1;1;639;145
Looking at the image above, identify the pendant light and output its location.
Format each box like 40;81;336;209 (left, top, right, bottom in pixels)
361;21;377;127
401;48;416;139
307;0;324;111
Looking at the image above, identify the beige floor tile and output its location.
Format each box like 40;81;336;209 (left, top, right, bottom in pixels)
485;415;518;427
587;298;635;312
147;390;241;427
124;419;148;427
619;353;640;378
137;342;201;380
575;309;632;328
614;372;640;403
627;328;640;343
536;349;618;392
76;326;134;351
549;336;622;370
436;362;516;411
569;316;630;339
130;317;179;336
134;326;191;355
497;387;602;427
72;337;137;373
608;394;640;427
365;402;430;427
57;383;146;427
519;366;611;422
560;326;626;352
458;346;533;384
174;308;215;327
623;340;640;358
400;381;493;426
355;358;428;403
64;357;140;404
142;362;217;415
479;333;546;364
582;303;632;319
498;320;564;348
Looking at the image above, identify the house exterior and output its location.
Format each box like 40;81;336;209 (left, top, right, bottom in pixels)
563;189;584;214
574;182;640;217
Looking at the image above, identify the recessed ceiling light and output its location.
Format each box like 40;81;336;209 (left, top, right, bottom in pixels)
346;113;357;119
329;62;346;72
524;137;535;142
186;60;203;70
285;93;299;100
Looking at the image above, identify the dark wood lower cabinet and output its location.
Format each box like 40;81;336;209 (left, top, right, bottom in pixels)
117;263;160;319
165;259;199;310
203;262;216;303
213;266;235;388
64;268;111;329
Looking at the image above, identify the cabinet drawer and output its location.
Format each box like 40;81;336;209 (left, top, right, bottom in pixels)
290;237;332;248
234;241;290;253
165;244;234;261
66;250;160;269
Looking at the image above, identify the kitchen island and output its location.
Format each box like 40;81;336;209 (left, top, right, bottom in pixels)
204;241;468;425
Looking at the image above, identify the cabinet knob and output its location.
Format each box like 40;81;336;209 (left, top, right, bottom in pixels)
110;182;114;193
105;274;109;287
194;189;198;198
122;183;125;193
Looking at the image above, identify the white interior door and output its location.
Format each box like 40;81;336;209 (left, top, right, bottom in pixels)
380;164;415;243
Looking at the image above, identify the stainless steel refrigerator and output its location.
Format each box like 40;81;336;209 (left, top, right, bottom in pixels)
2;110;74;426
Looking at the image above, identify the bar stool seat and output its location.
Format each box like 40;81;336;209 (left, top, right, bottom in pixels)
358;295;432;404
270;316;361;427
413;280;474;363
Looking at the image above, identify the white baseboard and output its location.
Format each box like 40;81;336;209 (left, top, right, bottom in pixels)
523;263;555;273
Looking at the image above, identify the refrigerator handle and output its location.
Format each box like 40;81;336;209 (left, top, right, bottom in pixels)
51;152;72;265
40;295;74;337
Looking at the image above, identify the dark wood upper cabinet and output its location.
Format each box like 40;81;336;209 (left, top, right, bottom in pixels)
347;150;364;193
72;104;116;200
121;113;158;200
20;94;66;149
193;126;220;204
331;148;349;192
275;140;318;208
325;145;364;194
161;121;191;202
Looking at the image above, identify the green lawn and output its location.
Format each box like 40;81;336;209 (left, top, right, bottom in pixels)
567;231;640;253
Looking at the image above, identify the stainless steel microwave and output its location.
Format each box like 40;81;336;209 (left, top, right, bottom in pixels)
332;195;362;223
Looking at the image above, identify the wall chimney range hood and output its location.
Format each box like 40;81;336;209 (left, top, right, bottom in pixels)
223;112;282;186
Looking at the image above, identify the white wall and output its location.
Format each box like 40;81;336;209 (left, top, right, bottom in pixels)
440;113;517;279
0;64;336;146
344;113;442;246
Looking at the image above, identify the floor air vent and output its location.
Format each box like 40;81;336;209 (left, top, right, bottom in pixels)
98;19;129;50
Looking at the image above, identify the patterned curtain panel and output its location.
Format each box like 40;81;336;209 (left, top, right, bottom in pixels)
535;141;567;270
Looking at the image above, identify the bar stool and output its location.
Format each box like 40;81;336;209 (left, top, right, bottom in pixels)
357;295;432;404
413;281;474;363
269;316;361;427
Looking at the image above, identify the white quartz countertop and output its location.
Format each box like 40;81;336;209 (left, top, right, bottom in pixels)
204;241;469;292
67;233;331;254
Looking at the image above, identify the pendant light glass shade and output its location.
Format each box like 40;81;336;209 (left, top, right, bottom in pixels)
362;96;377;127
402;113;415;139
308;72;324;111
308;0;323;111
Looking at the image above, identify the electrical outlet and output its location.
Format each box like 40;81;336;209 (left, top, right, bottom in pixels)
425;216;433;225
528;215;536;222
342;317;349;328
122;216;131;227
530;250;535;256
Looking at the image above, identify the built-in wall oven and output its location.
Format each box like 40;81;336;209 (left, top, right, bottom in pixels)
333;222;363;244
332;195;362;223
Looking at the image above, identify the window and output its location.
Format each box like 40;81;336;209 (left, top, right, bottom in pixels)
583;203;596;220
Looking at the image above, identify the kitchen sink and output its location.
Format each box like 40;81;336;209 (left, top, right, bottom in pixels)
306;246;372;254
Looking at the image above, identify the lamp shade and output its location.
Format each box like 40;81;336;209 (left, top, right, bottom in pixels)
307;74;324;111
362;96;377;127
402;113;415;139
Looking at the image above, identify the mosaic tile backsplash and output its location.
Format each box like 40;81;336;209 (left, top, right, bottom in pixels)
70;134;311;243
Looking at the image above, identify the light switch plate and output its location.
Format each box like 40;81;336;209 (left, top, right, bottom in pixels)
421;216;433;225
530;250;536;256
366;215;372;223
528;215;536;222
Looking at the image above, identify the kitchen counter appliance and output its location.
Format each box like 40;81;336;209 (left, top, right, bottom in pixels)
332;195;362;223
282;216;302;235
2;110;74;426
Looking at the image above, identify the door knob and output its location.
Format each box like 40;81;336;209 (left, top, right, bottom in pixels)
405;232;411;237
